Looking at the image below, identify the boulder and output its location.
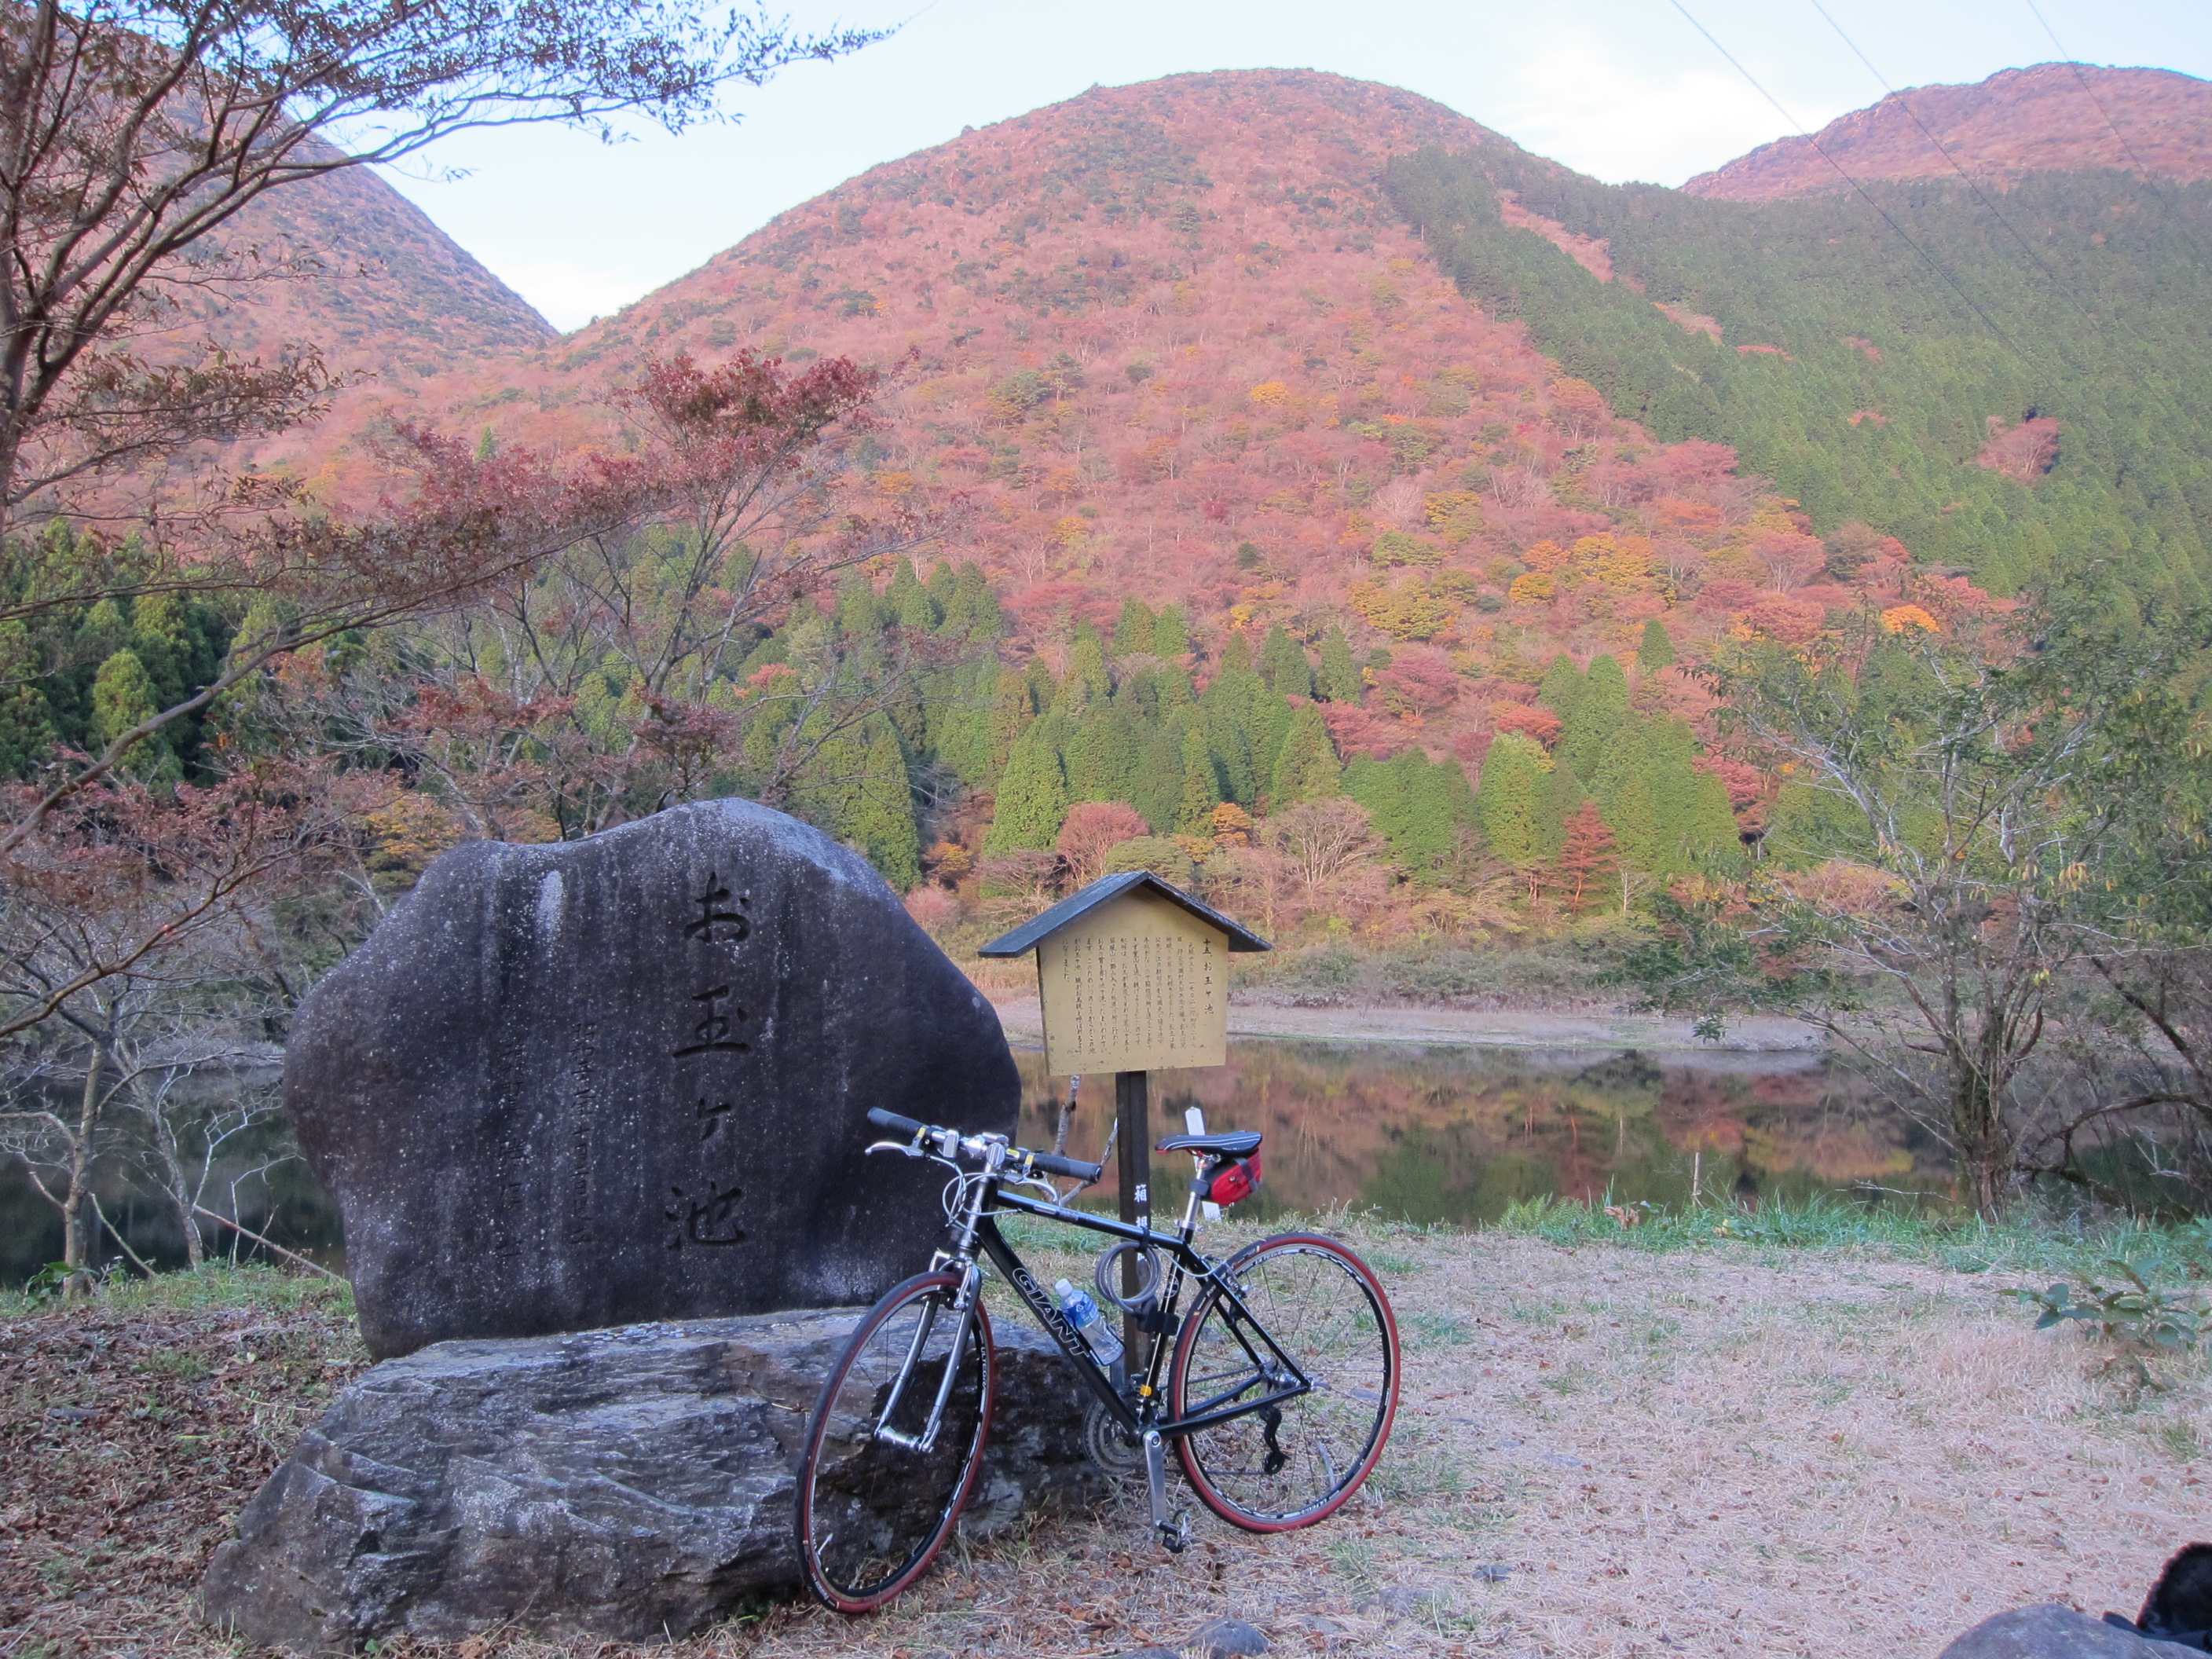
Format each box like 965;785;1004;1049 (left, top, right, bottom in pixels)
1938;1604;2206;1657
287;799;1018;1359
200;1308;1103;1648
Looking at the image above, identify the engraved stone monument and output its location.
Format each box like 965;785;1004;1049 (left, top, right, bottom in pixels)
286;798;1017;1359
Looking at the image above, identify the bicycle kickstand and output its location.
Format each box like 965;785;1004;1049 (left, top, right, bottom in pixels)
1142;1430;1189;1555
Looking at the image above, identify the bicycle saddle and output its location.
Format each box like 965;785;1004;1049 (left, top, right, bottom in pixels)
1156;1130;1262;1158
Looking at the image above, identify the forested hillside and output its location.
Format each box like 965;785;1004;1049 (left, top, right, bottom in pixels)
12;64;2199;965
1686;64;2212;199
1388;119;2212;603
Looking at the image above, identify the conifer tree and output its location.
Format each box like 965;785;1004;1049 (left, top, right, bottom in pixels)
1115;596;1157;656
1057;623;1111;714
1176;720;1225;833
1475;732;1551;867
925;559;960;617
887;558;939;629
0;623;53;778
1317;626;1363;702
983;722;1069;855
1638;617;1677;673
1132;723;1185;833
1024;653;1057;714
1536;652;1585;723
1269;703;1341;805
1220;629;1255;676
1562;654;1631;780
1066;701;1144;805
90;650;178;782
1153;605;1191;661
838;714;921;890
932;660;998;787
1542;759;1587;856
986;665;1037;773
1258;623;1316;698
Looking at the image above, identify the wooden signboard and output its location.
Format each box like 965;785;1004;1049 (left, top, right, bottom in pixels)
1034;886;1227;1074
981;870;1269;1353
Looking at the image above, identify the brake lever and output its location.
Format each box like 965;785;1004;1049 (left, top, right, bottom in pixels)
866;1137;923;1159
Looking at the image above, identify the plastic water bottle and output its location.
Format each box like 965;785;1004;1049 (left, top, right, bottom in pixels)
1053;1277;1125;1368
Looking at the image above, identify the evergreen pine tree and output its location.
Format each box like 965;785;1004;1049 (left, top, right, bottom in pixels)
1536;652;1586;723
983;723;1069;854
1258;624;1316;698
129;590;191;709
835;713;922;889
1057;623;1111;713
0;621;53;778
1475;732;1550;866
90;649;178;782
1317;626;1363;702
1269;703;1341;805
1638;617;1677;673
986;667;1036;773
925;560;960;617
1132;723;1185;833
1065;701;1144;804
1115;596;1156;656
1024;653;1057;715
1175;720;1225;833
887;558;939;629
1220;629;1255;675
1561;654;1631;780
934;660;999;787
1541;759;1587;857
1152;605;1191;661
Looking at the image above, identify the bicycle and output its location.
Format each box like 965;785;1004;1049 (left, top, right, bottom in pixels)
793;1105;1401;1613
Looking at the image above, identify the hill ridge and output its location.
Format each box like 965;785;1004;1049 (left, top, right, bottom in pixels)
1686;62;2212;200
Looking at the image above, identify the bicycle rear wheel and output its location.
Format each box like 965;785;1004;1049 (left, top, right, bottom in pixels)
1170;1233;1398;1531
795;1273;994;1612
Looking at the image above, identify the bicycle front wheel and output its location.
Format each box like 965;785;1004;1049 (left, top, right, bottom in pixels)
795;1273;995;1612
1170;1233;1399;1531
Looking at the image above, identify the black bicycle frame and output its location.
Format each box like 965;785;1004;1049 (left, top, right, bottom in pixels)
972;1183;1311;1441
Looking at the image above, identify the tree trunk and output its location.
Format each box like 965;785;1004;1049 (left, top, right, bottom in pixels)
141;1081;205;1270
60;1043;104;1295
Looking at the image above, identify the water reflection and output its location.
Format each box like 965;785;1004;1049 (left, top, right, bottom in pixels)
3;1038;1955;1288
1013;1040;1952;1228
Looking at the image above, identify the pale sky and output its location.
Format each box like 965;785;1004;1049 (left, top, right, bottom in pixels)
371;0;2212;332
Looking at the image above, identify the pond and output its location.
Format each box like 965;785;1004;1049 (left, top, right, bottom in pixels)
1013;1039;1953;1229
2;1038;1954;1288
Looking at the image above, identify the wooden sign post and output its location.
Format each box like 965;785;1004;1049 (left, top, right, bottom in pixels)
980;872;1270;1355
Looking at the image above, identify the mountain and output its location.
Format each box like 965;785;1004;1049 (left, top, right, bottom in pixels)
1391;68;2212;604
1686;64;2212;200
158;153;555;383
298;72;1812;716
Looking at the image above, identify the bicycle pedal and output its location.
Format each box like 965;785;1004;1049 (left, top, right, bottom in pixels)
1156;1512;1191;1555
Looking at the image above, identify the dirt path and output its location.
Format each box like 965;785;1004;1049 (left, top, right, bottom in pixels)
742;1226;2207;1659
990;994;1825;1055
13;1234;2200;1659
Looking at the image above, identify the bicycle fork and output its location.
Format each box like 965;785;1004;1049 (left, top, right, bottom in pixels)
871;1272;980;1454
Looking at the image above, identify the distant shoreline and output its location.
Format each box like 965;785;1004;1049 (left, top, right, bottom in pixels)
983;994;1825;1056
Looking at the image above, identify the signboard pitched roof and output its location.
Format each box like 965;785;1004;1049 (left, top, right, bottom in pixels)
976;870;1273;958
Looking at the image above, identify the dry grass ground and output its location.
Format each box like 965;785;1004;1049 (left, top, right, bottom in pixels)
5;1223;2208;1659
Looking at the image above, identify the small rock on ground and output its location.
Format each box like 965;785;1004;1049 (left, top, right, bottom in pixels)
1938;1604;2206;1657
1188;1618;1271;1657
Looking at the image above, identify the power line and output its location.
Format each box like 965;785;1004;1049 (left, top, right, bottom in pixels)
1661;0;2032;361
1804;0;2092;319
2020;0;2212;269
